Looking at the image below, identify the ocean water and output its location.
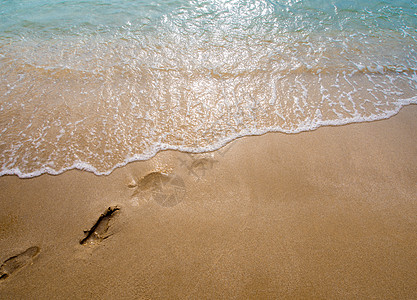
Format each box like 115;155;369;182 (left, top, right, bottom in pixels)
1;0;417;178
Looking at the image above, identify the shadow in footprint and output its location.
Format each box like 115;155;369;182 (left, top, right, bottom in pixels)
0;246;40;281
80;206;120;246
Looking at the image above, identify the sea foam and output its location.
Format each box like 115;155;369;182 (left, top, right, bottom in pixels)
1;0;417;178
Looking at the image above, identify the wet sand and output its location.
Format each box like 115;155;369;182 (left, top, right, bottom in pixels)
0;105;416;299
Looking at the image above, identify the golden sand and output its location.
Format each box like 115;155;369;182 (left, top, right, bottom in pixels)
0;105;416;299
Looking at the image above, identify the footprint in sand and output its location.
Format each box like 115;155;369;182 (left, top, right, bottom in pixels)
129;172;186;207
0;246;40;281
80;206;120;246
178;155;219;180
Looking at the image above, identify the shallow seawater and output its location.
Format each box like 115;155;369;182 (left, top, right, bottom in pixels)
1;0;417;177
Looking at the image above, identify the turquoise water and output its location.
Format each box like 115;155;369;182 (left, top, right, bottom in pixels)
1;0;417;177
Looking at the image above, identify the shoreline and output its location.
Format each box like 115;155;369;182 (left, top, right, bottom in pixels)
0;104;416;298
2;102;416;179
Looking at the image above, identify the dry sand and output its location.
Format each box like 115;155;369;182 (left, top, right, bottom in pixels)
0;105;416;299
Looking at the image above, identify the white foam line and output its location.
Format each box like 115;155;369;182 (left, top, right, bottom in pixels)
1;99;416;179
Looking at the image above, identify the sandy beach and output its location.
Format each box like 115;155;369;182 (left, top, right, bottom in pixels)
0;104;416;299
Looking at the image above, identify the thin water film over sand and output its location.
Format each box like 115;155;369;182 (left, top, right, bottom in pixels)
1;0;417;177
